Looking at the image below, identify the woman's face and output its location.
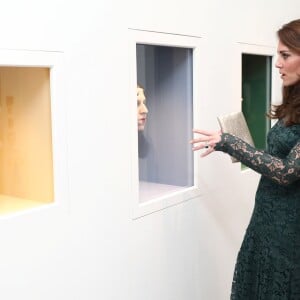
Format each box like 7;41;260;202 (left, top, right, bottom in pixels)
137;87;148;131
276;40;300;86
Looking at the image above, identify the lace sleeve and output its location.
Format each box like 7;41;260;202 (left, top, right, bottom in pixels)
214;133;300;186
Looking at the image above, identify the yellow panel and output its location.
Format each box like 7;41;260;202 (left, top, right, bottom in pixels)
0;195;47;215
0;67;53;215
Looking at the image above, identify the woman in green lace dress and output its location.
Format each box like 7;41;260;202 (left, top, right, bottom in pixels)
191;19;300;299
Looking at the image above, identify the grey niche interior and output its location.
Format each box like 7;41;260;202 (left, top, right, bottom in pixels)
137;44;194;198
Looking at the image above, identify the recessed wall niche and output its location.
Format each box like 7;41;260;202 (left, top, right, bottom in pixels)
242;54;272;150
0;67;53;215
137;44;194;203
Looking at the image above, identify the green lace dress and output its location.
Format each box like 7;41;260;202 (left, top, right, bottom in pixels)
215;119;300;300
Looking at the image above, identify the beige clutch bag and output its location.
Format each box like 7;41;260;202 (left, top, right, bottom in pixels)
217;112;254;163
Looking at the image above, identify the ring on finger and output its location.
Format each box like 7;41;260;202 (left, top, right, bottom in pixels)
204;141;209;148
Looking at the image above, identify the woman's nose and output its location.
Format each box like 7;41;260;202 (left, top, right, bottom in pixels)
138;103;148;114
275;58;282;68
140;104;148;114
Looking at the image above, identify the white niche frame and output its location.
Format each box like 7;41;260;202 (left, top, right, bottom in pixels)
0;48;68;218
129;29;203;219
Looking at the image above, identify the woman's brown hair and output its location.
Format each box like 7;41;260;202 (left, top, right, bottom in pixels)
269;19;300;125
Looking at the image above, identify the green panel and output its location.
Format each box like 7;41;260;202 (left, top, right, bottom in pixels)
242;54;271;150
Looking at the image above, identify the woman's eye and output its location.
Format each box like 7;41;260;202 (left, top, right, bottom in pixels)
282;53;290;59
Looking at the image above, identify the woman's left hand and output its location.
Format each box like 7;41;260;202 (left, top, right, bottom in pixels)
190;129;222;157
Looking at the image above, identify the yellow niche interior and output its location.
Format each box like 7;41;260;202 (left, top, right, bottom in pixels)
0;67;54;215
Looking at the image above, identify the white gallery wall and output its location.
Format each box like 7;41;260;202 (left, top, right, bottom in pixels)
0;0;299;299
